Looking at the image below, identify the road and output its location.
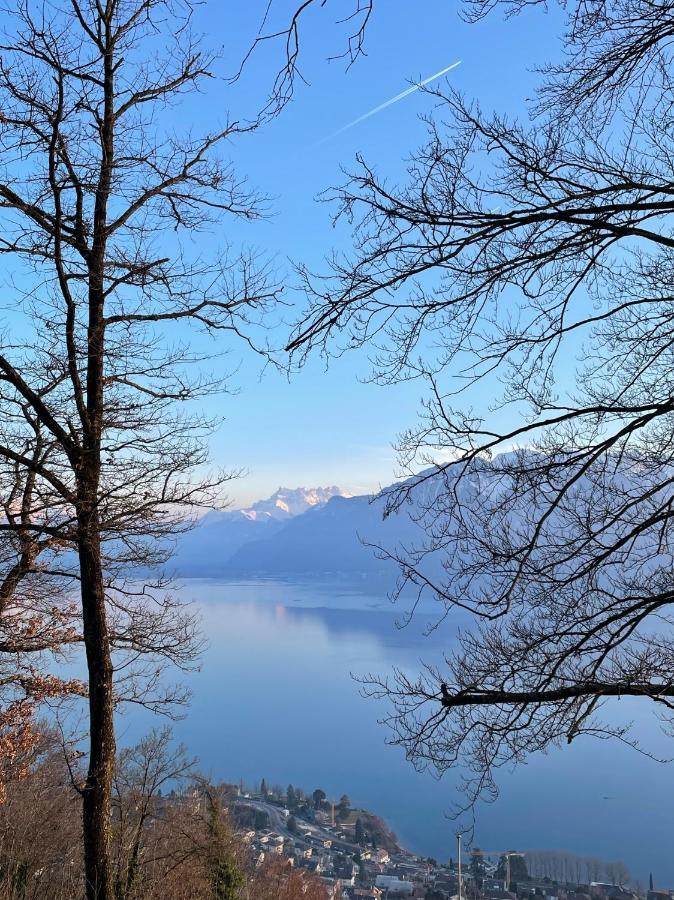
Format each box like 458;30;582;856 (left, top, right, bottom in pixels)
237;798;362;854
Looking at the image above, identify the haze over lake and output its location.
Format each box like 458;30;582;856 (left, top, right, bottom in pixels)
118;579;674;883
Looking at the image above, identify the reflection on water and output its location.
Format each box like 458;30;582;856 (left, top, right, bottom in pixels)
116;580;674;881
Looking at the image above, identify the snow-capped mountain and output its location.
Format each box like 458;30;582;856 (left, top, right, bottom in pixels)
238;486;350;521
223;492;407;579
171;486;352;576
172;456;526;581
172;476;425;581
173;451;674;594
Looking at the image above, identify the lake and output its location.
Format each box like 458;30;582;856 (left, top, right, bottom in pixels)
116;579;674;884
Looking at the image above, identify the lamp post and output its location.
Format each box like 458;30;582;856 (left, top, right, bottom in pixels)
457;832;463;900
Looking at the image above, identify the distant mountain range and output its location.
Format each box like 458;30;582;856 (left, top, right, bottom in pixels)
176;452;614;581
172;483;419;580
238;486;350;522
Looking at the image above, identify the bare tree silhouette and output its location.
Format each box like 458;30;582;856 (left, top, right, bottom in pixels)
289;0;674;812
0;1;278;895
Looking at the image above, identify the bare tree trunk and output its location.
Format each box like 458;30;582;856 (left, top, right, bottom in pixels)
79;498;115;900
80;17;115;891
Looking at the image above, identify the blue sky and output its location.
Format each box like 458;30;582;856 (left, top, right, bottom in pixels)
29;0;572;507
197;0;567;506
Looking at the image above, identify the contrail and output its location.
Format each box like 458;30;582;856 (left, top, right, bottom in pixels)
318;60;462;145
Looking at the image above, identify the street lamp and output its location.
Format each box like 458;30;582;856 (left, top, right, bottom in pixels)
457;832;464;900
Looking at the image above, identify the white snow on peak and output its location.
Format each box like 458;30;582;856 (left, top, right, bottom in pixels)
239;486;351;522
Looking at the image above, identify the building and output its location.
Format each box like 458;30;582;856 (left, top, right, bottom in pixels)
432;875;459;898
334;859;359;886
375;873;415;895
345;889;383;900
648;892;674;900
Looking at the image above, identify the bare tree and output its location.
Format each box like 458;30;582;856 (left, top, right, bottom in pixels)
288;0;674;813
234;0;375;115
0;1;278;897
111;727;196;900
249;859;330;900
0;720;338;900
573;856;584;886
605;860;631;887
0;728;84;900
526;849;623;886
0;417;84;798
586;858;603;884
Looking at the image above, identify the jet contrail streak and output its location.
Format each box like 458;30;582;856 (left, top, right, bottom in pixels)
318;60;462;145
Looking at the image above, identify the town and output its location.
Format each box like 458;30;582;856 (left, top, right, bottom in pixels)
219;781;662;900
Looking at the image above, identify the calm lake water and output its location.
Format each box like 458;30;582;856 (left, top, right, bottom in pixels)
117;579;674;884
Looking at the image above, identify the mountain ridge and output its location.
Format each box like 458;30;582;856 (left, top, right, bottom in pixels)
173;480;424;581
237;485;350;521
172;484;355;577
